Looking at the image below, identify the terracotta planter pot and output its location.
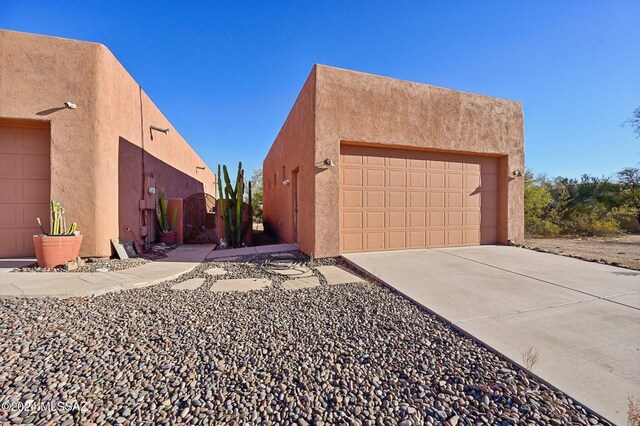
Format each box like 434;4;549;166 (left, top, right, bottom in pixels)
33;234;84;269
159;231;176;245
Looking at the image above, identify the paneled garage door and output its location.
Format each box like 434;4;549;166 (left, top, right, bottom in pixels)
0;122;51;258
340;145;499;253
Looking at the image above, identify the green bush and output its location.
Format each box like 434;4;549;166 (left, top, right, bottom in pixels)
524;171;561;236
560;204;622;236
524;170;626;237
250;168;263;223
614;205;640;232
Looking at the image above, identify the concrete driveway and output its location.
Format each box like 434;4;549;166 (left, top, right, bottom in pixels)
343;245;640;425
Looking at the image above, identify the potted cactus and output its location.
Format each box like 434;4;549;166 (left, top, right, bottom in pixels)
156;190;178;245
33;200;83;268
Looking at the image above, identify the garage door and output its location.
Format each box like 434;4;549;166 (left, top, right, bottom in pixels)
340;145;499;253
0;122;51;258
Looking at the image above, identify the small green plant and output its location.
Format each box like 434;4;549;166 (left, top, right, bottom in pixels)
156;190;177;233
38;200;77;236
520;345;539;370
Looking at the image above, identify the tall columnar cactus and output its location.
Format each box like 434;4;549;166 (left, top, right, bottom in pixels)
217;165;230;242
235;164;243;246
44;200;77;236
248;181;252;224
218;162;252;248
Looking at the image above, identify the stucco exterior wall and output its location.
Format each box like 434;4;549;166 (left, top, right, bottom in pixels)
264;65;524;258
95;45;216;250
262;69;316;255
0;30;215;257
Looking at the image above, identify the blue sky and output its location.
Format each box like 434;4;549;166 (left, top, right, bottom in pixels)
2;1;639;180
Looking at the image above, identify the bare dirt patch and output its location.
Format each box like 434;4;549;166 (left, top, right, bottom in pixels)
525;234;640;270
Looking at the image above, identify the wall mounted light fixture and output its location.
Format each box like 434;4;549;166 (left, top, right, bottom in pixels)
511;170;524;177
196;166;206;172
64;101;77;109
323;158;335;167
150;125;170;140
282;179;290;186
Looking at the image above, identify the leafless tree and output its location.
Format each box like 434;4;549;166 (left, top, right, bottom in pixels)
622;106;640;140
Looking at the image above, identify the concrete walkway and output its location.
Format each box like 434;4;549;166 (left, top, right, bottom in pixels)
344;245;640;425
0;244;215;299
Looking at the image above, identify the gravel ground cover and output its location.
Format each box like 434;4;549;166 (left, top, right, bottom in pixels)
0;253;610;425
13;258;149;273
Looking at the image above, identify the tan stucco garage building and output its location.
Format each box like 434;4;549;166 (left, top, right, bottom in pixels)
0;30;216;258
263;65;524;258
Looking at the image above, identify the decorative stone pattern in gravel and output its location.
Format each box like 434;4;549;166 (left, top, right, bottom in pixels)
171;278;206;291
204;267;227;276
210;278;271;293
281;276;321;290
0;252;610;425
13;258;149;273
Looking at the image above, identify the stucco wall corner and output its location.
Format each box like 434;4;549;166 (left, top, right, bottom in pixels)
91;44;122;257
262;66;317;254
509;102;526;245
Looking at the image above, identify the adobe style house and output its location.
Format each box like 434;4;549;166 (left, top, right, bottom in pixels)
263;65;524;258
0;30;216;258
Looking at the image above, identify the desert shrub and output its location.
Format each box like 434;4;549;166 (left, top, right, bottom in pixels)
525;171;561;236
553;175;619;213
250;168;263;223
526;212;562;237
559;204;622;236
551;175;622;236
617;167;640;226
538;217;563;236
525;170;626;237
613;205;640;232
